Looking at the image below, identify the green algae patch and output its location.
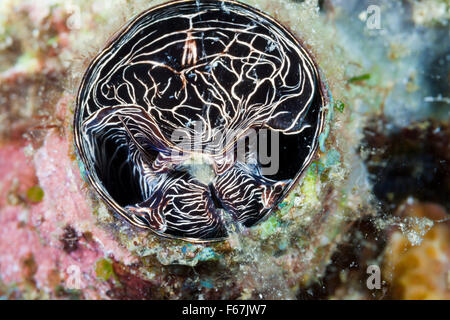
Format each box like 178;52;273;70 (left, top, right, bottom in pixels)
301;165;320;201
257;214;280;240
95;258;114;281
278;196;295;216
334;100;345;113
26;185;44;203
46;36;58;47
15;51;40;74
348;73;371;83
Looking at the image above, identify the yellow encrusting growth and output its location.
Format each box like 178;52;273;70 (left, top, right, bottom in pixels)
383;202;450;299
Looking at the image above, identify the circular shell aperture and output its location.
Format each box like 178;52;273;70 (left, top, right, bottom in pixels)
74;0;326;241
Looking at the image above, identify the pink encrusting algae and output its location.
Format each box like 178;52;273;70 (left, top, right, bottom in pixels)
0;110;137;298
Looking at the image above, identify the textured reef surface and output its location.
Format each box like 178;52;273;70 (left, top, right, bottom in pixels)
0;0;448;299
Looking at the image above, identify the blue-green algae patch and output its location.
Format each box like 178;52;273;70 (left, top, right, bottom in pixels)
186;247;221;265
200;280;214;289
76;156;88;183
322;149;341;169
